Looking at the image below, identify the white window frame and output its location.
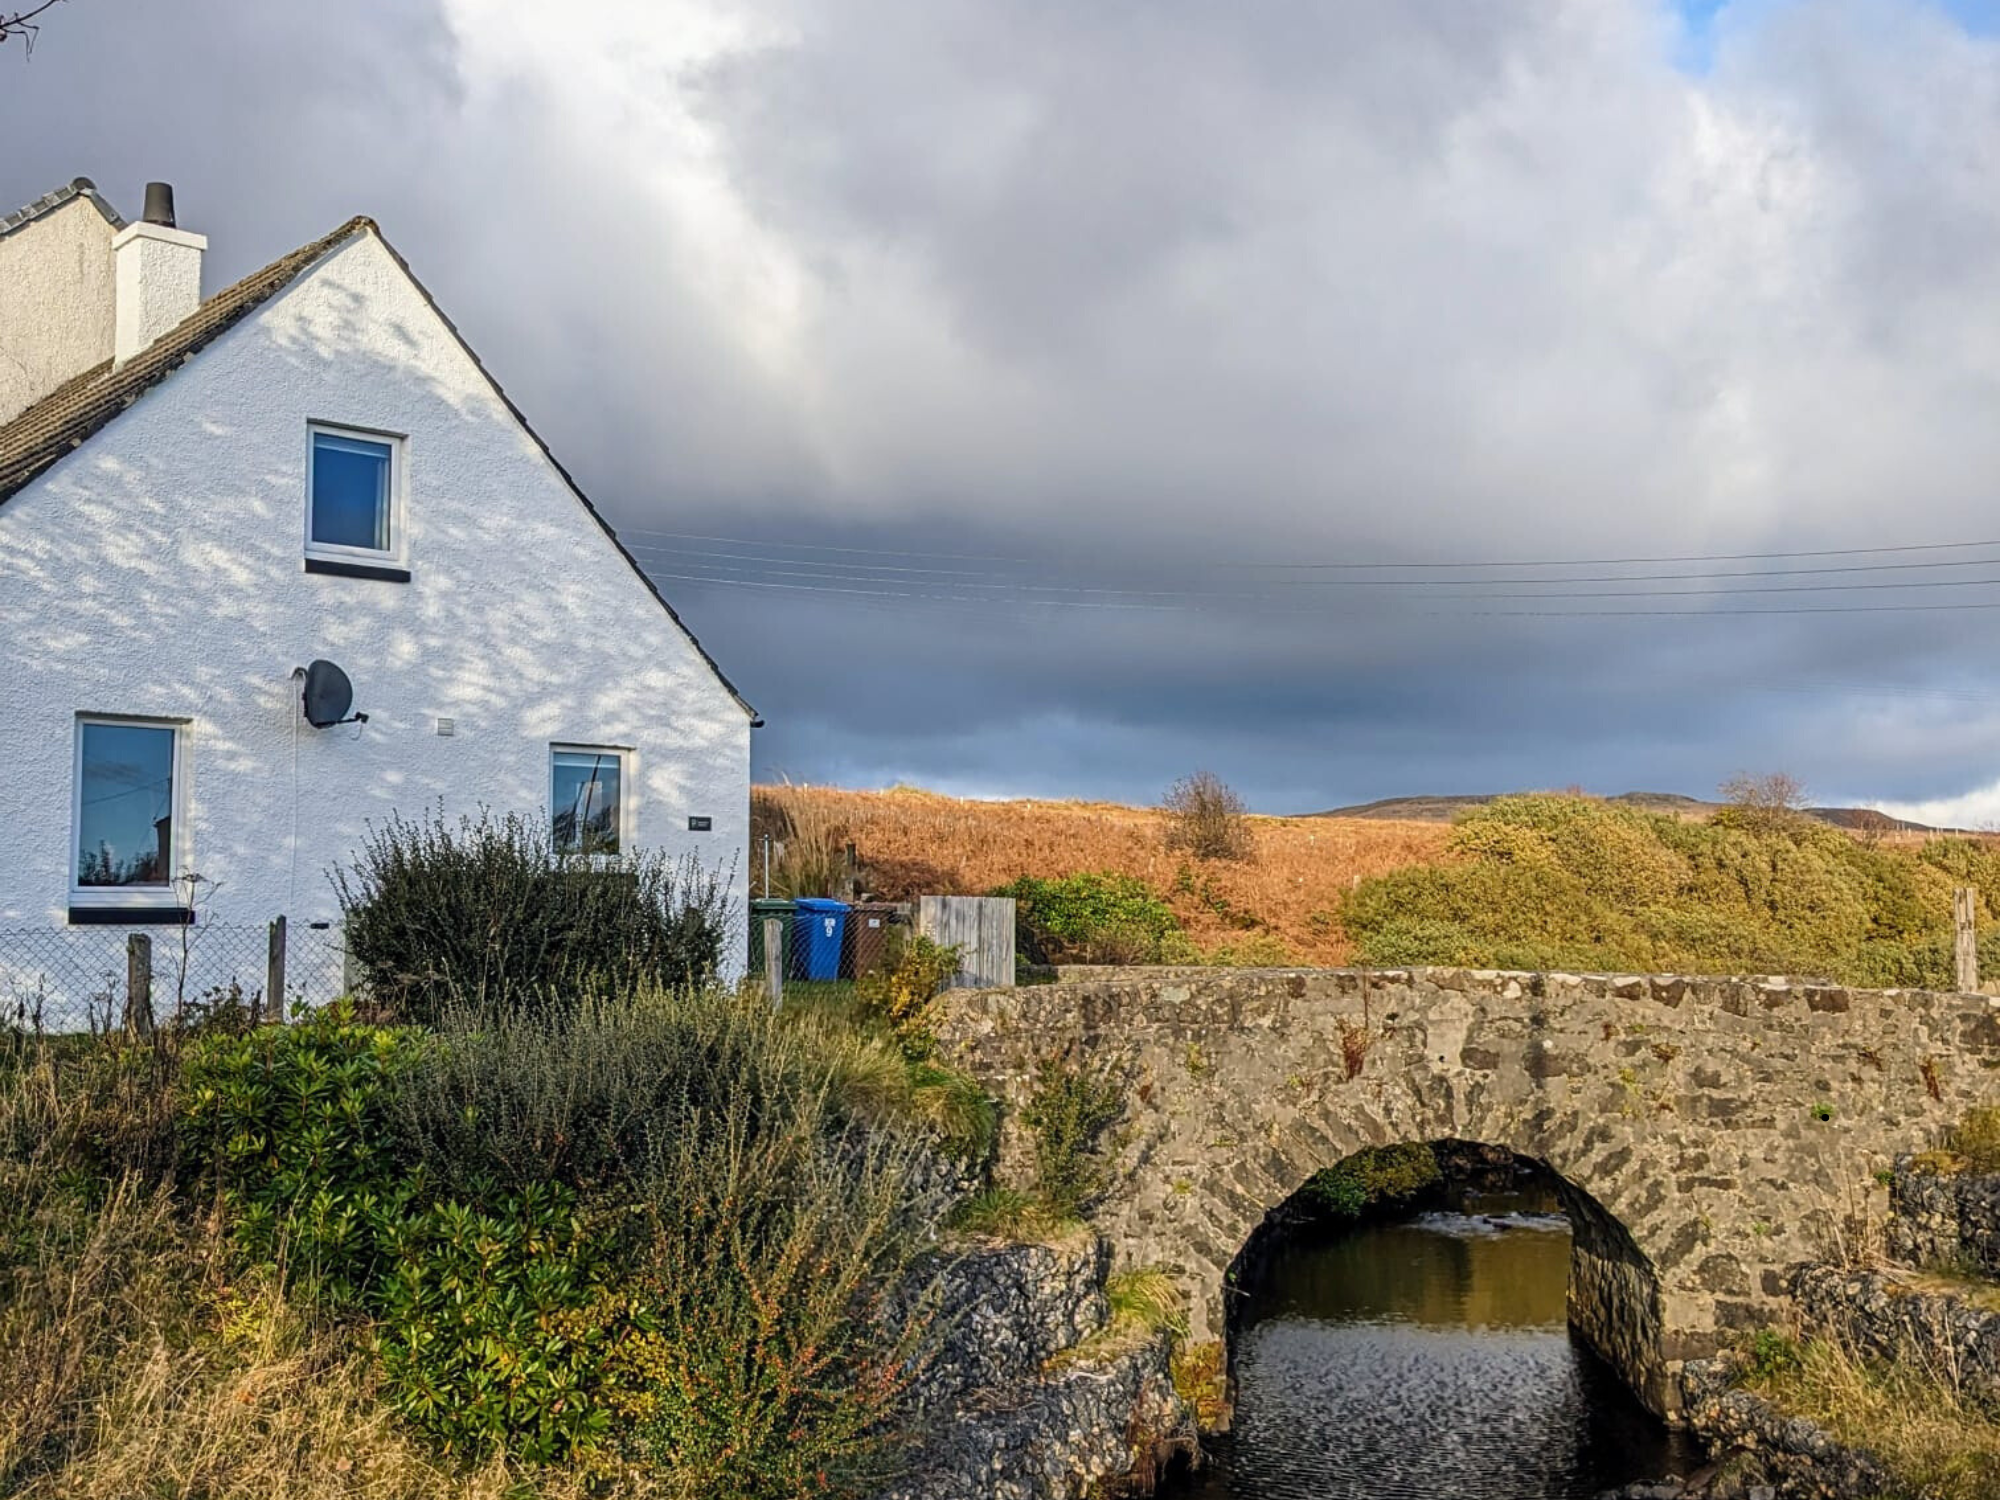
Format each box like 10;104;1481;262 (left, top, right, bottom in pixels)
550;744;635;858
70;714;191;912
305;421;408;567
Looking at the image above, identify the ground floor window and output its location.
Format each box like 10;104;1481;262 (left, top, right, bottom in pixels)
72;717;185;917
551;745;627;856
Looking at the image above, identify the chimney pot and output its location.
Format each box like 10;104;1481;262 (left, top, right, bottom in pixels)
141;182;176;228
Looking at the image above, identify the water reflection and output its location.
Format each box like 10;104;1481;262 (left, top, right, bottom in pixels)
1165;1187;1693;1500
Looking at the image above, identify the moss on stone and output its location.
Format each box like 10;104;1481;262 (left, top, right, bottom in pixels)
1301;1142;1441;1219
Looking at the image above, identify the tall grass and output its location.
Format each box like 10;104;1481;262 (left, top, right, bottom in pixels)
1745;1332;2000;1500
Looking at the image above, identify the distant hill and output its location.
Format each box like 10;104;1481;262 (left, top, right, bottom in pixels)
1309;792;1941;832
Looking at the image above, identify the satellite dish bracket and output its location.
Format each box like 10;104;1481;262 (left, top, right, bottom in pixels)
298;659;367;730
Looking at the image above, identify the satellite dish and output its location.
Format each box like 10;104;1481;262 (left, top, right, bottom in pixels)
302;659;358;728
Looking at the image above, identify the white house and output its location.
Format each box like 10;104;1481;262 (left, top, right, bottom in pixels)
0;179;755;1014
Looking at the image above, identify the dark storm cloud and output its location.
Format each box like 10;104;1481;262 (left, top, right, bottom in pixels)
6;0;2000;815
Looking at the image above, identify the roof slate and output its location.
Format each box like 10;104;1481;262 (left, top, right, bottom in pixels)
0;212;755;721
0;176;126;239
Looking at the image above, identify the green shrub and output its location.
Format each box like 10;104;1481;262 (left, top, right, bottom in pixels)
1747;1327;1802;1380
1949;1107;2000;1171
1342;794;1983;986
1021;1052;1125;1216
373;1185;617;1464
1303;1142;1441;1219
334;806;732;1021
180;1005;419;1303
613;1093;946;1499
852;931;958;1060
177;987;954;1488
383;986;890;1201
995;873;1183;966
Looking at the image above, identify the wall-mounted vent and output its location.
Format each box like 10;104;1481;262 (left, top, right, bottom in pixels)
436;717;456;737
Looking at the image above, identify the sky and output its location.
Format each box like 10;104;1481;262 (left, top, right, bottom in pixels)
6;0;2000;818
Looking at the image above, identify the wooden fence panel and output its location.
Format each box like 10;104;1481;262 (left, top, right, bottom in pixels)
917;896;1016;989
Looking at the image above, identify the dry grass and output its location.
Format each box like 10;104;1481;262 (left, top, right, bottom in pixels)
1747;1333;2000;1500
753;785;1449;964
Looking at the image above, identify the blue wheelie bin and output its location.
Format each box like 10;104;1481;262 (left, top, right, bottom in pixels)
792;898;850;981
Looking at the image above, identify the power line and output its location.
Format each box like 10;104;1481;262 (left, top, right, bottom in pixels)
638;540;2000;587
639;561;2000;618
628;547;2000;605
624;540;2000;600
613;523;2000;572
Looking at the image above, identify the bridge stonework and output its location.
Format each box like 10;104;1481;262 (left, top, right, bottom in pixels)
937;967;2000;1420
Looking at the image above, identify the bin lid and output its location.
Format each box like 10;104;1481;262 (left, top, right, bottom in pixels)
750;898;797;911
793;897;852;913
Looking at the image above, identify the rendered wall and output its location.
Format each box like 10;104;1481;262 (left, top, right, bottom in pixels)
0;196;118;424
0;233;751;958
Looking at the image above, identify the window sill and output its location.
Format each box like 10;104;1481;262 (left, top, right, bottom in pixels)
68;905;195;926
305;557;412;583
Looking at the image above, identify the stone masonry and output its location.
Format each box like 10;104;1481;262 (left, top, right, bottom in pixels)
937;966;2000;1421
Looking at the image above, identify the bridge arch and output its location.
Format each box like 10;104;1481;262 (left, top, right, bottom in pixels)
1225;1139;1665;1413
939;966;2000;1419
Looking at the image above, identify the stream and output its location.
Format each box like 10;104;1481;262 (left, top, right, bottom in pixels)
1161;1184;1697;1500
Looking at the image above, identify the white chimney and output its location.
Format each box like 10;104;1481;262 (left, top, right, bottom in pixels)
113;182;204;365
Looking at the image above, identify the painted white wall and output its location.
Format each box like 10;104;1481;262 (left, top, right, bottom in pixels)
0;231;751;972
112;221;206;365
0;196;117;424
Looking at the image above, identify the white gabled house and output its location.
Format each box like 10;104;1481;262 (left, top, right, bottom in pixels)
0;179;755;1000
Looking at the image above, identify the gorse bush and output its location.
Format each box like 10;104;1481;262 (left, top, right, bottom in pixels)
1161;771;1255;863
1343;794;2000;986
853;931;957;1060
334;807;731;1021
1022;1052;1126;1216
995;872;1185;966
613;1099;943;1499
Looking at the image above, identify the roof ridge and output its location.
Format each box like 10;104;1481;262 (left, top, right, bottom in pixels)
0;210;755;722
0;176;126;239
0;215;375;501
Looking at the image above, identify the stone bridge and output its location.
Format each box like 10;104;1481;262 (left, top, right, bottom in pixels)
937;966;2000;1419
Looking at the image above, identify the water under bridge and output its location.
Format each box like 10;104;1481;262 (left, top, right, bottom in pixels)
937;966;2000;1418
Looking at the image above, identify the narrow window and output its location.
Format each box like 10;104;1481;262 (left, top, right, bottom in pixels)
307;426;401;561
551;747;627;856
72;718;185;916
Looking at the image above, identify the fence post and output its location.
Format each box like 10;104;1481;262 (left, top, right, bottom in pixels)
125;933;153;1038
1956;887;1979;993
763;916;784;1010
266;916;287;1024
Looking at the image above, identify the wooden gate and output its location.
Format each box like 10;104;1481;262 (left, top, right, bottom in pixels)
915;896;1016;989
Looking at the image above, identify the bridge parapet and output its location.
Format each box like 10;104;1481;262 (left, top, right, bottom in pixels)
937;966;2000;1420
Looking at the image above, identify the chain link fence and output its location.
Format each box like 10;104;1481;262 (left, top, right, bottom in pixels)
0;920;348;1034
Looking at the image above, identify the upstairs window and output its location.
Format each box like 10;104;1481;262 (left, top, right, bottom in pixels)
307;424;404;569
73;717;185;913
552;747;627;856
